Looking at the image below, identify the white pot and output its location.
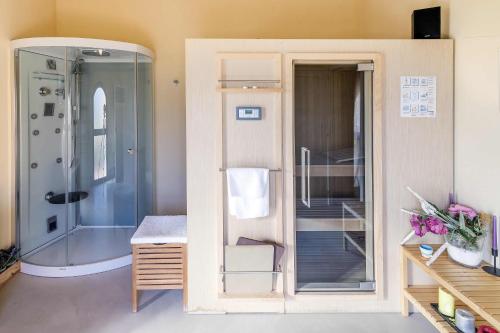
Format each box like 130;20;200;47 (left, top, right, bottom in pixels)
446;243;483;268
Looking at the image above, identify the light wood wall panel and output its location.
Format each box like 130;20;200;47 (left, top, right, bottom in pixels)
186;39;453;313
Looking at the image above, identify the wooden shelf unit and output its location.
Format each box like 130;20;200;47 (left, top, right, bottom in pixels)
401;245;500;331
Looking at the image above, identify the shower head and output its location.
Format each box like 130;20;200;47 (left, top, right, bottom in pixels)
81;49;110;57
72;57;85;74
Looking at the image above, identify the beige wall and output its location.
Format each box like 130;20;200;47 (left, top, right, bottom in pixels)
450;0;500;259
0;0;56;248
1;0;450;247
53;0;449;217
361;0;449;38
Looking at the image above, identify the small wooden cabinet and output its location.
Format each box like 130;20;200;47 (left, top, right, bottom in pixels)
132;243;187;312
131;216;187;312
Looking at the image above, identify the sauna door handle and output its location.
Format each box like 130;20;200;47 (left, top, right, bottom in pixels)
301;147;311;208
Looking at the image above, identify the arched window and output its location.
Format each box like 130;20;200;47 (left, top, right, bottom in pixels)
93;87;107;180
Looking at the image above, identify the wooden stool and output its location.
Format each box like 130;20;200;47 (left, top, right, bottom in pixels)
130;216;187;312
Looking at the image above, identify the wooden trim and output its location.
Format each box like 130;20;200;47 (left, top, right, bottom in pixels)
284;53;384;298
131;245;138;312
215;53;285;299
400;249;409;316
217;88;283;93
0;261;20;287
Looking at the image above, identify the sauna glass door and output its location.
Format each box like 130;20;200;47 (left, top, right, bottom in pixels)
294;63;374;292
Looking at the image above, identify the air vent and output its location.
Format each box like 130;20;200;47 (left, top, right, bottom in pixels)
47;216;57;233
44;103;55;117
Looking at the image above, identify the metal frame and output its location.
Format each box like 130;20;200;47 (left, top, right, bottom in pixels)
294;63;375;292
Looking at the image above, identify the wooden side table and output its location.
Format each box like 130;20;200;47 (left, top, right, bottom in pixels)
131;216;187;312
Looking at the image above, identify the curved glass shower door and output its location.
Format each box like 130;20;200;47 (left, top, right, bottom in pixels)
67;48;138;265
16;44;153;271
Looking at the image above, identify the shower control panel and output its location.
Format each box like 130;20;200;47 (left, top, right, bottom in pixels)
236;106;262;120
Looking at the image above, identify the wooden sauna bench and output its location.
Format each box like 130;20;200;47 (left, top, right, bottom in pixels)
401;245;500;332
131;215;187;312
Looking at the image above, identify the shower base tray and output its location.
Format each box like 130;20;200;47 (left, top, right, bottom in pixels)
21;255;131;277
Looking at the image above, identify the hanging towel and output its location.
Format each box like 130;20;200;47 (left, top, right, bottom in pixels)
226;168;269;219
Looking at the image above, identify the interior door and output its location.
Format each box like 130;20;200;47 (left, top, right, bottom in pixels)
294;63;374;292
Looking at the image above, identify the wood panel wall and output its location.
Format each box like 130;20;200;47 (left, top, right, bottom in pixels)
186;39;454;313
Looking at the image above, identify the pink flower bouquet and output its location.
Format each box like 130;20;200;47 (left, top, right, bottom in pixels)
405;187;486;251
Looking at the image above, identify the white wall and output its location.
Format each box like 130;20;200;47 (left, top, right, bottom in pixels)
450;0;500;262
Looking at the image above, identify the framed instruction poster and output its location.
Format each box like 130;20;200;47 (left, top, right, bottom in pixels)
400;76;436;118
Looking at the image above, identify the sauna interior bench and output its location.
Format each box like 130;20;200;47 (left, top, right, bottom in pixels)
401;245;500;333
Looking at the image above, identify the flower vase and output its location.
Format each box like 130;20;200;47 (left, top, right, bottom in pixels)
445;233;486;268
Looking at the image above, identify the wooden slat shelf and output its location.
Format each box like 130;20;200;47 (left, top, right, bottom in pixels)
401;245;500;331
404;286;490;333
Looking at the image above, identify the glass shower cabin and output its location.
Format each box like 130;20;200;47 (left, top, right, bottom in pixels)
15;41;153;275
294;63;374;292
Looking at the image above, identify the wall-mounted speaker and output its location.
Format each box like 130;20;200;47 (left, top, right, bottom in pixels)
412;7;441;39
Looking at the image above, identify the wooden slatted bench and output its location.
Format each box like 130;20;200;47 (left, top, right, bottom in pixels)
401;244;500;332
131;216;187;312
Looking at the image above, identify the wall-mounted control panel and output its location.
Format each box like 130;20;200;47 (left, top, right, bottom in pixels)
236;106;262;120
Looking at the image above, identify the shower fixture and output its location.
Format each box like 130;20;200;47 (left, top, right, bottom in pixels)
71;57;84;75
55;88;65;97
81;49;110;57
39;87;51;96
14;37;154;277
46;59;56;70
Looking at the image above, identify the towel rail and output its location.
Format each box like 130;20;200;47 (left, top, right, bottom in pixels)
219;168;281;172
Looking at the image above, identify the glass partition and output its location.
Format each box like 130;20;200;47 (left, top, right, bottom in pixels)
16;44;153;269
294;63;374;292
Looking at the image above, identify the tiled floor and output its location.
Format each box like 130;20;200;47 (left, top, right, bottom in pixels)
0;266;438;333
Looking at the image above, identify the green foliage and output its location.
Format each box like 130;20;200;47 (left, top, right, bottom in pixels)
0;246;18;273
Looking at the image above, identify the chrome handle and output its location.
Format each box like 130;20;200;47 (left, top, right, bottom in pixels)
301;147;311;208
127;148;135;155
306;148;311;208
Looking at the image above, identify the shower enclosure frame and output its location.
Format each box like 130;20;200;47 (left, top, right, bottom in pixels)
11;37;155;277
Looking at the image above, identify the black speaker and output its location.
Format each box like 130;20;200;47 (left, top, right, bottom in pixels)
412;7;441;39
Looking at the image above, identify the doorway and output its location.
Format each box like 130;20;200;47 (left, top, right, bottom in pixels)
293;62;375;292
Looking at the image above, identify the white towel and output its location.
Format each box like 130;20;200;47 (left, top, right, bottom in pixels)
226;168;269;219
